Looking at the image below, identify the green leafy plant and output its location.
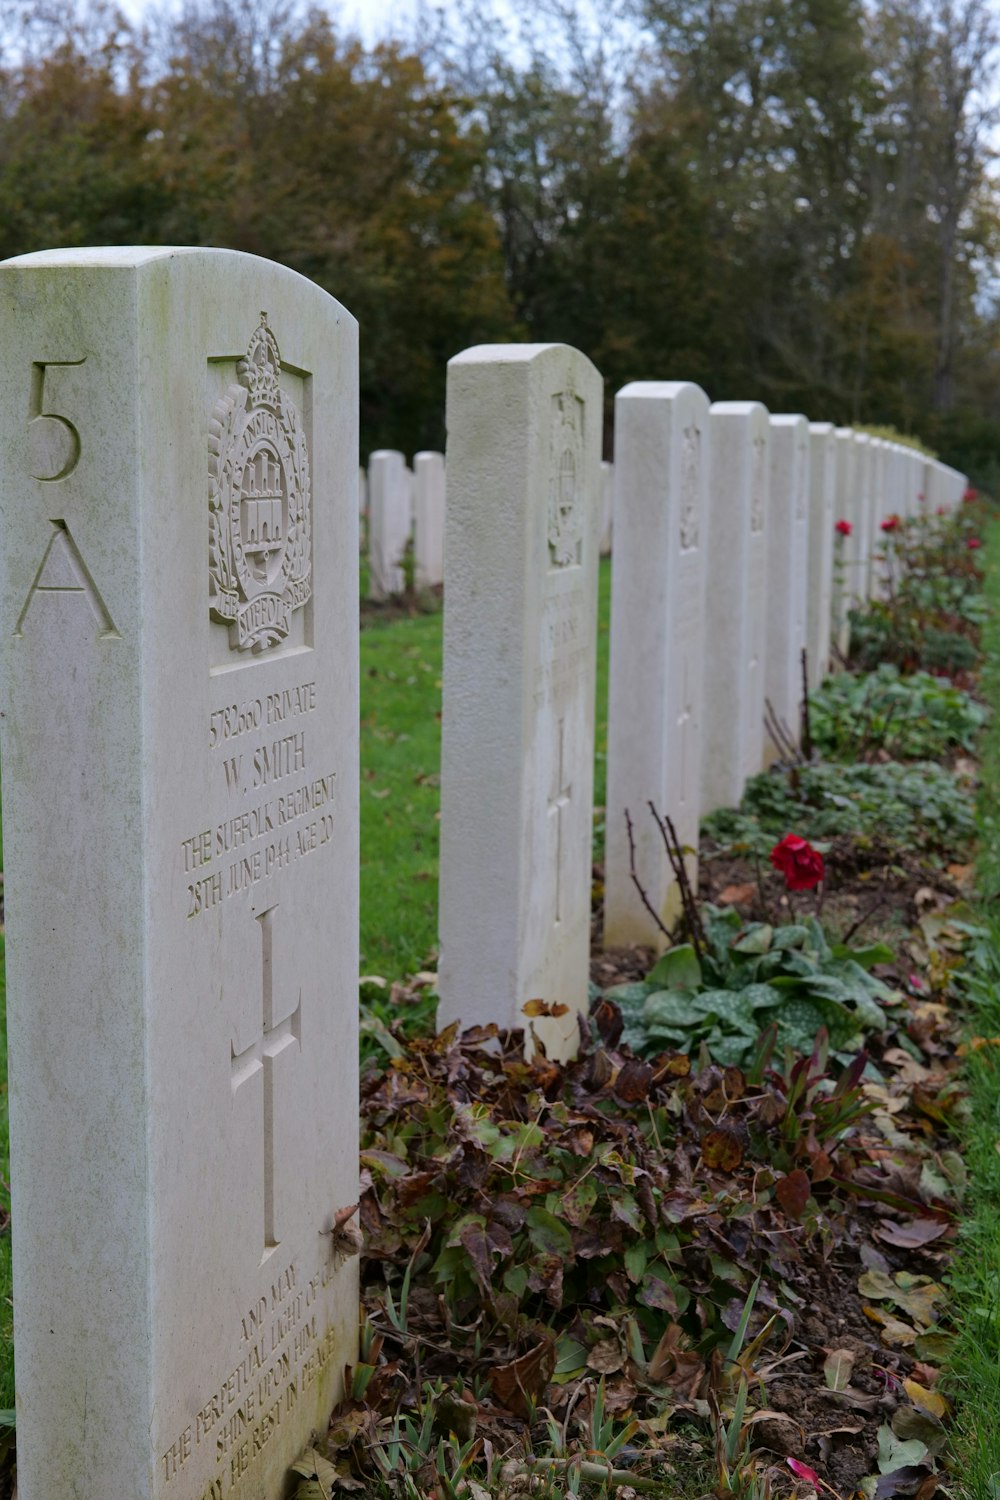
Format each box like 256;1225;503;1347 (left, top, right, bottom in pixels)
848;504;985;674
808;664;987;762
605;910;892;1066
705;759;975;858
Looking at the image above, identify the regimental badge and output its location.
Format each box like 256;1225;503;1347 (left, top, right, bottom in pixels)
209;314;312;653
548;390;585;569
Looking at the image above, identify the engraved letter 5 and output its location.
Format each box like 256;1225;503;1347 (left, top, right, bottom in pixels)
29;359;85;481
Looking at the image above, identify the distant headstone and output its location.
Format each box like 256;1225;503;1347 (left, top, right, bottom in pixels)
906;448;924;518
414;450;446;589
604;381;708;950
868;439;891;596
368;448;411;599
806;422;836;688
927;457;948;514
0;247;359;1500
851;433;874;600
890;444;906;524
942;464;966;509
599;459;614;555
702;401;769;813
832;429;860;658
437;344;602;1058
765;414;810;759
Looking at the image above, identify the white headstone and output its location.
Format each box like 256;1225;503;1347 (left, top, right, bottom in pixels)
701;401;769;813
889;443;906;524
831;431;854;650
960;468;972;504
765;415;810;759
832;429;858;658
358;464;367;555
906;448;924;518
945;463;967;509
0;247;359;1500
927;458;948;515
868;439;890;597
367;448;411;600
852;432;874;601
414;450;446;589
604;381;708;950
806;422;836;689
437;344;602;1058
599;459;614;555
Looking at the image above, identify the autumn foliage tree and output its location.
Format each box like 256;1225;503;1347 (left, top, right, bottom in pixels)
0;0;998;474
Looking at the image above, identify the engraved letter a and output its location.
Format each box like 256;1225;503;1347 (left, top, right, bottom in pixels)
14;520;118;639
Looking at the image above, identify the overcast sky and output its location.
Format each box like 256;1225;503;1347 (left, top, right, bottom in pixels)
113;0;457;45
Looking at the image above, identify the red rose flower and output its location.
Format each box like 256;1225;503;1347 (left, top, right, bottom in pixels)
835;519;852;537
964;487;979;502
936;505;947;515
770;834;825;892
880;514;900;533
968;537;982;550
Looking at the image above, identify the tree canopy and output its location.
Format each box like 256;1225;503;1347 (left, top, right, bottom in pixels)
1;0;998;477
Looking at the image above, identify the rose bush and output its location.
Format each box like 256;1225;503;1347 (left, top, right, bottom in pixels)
770;833;825;891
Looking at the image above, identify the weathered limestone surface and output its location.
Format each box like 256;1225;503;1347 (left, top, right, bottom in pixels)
0;246;359;1500
413;449;446;589
701;401;769;813
604;381;708;949
765;414;809;756
806;421;836;689
437;344;602;1058
368;448;410;599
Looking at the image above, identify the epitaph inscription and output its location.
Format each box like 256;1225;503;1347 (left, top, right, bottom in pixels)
209;316;312;654
160;1253;341;1496
181;680;336;919
548;391;585;569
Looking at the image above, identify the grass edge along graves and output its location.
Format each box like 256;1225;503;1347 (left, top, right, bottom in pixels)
943;510;1000;1500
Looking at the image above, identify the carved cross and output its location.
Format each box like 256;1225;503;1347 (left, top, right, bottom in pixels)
231;905;302;1258
548;718;573;924
677;656;695;807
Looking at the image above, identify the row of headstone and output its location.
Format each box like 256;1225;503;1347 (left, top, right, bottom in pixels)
363;448;445;600
0;246;973;1500
437;366;971;1023
362;430;963;611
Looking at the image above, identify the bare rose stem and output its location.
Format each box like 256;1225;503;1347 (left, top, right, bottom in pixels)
753;847;776;927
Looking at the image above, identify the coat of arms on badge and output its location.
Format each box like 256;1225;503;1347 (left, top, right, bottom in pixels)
548;389;585;570
209;314;312;653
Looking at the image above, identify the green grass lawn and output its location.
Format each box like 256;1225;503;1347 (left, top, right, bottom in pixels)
944;515;1000;1495
0;936;10;1411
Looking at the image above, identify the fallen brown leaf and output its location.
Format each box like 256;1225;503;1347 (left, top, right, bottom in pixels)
489;1338;557;1418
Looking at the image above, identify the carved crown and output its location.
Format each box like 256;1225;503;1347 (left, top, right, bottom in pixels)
238;313;282;405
